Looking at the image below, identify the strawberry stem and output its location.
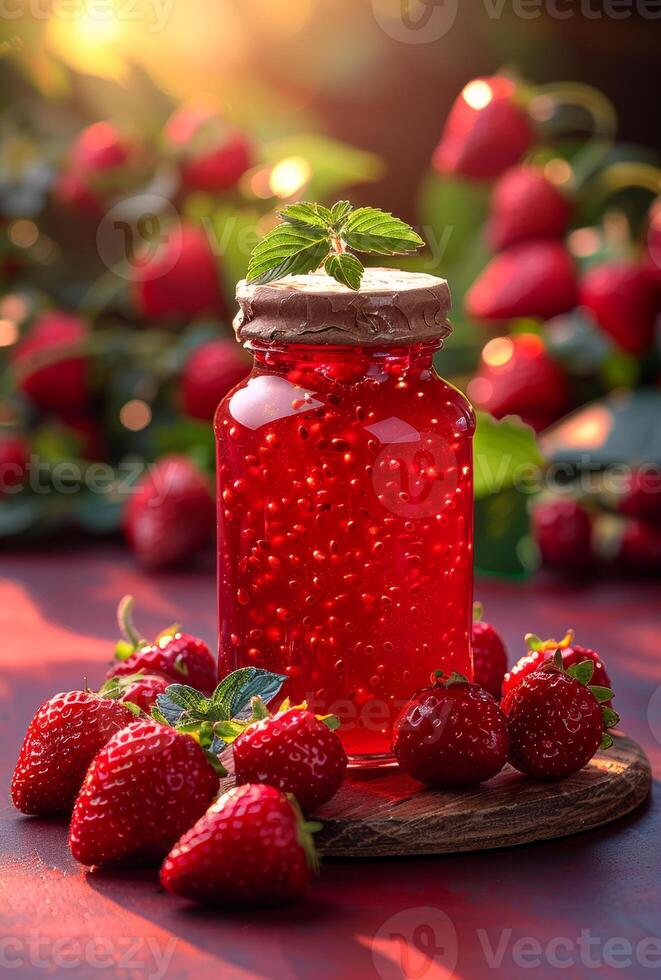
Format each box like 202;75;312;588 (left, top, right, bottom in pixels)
117;595;146;651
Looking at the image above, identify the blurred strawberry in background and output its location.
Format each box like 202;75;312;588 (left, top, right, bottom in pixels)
164;98;253;193
579;260;659;354
486;165;572;251
12;312;89;414
181;339;250;422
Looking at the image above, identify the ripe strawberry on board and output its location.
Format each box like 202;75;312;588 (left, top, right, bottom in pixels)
11;691;137;816
164;99;252;193
579;260;659;355
487;165;572;252
0;433;29;492
231;703;347;813
132;223;227;323
69;720;219;867
108;595;218;695
433;76;533;181
392;672;509;788
502;630;611;700
501;652;618;780
471;602;508;699
465;241;577;323
469;333;571;432
160;784;319;907
181;339;250;422
531;497;594;571
123;454;215;570
12;312;89;414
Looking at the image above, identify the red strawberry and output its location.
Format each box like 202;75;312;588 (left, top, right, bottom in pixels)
233;706;347;813
487;165;572;252
616;468;661;523
471;603;508;699
132;223;227;324
54;122;138;215
469;333;570;432
12;312;89;413
501;654;618;780
502;630;611;700
532;497;594;570
466;241;577;323
11;691;136;816
392;673;509;787
618;518;661;573
123;454;215;569
181;339;250;422
579;260;658;354
433;76;533;181
0;433;29;492
160;783;317;906
69;720;219;867
108;595;217;694
101;673;171;713
164;99;252;193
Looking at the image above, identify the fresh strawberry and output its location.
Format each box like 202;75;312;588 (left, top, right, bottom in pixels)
392;672;509;787
433;76;533;180
108;595;217;694
579;260;658;354
54;122;144;215
100;673;171;713
617;518;661;573
501;652;618;779
487;165;572;251
123;454;215;569
532;497;594;571
132;223;227;323
69;720;219;867
12;312;89;413
160;783;318;906
466;241;577;323
471;603;508;699
164;99;252;193
0;433;29;492
232;704;347;813
11;691;136;816
181;339;250;422
615;468;661;523
469;333;570;432
502;630;611;700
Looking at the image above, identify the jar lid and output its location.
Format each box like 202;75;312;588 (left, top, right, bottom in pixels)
233;267;452;346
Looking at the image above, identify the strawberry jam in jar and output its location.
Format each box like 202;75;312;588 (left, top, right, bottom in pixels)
216;269;474;765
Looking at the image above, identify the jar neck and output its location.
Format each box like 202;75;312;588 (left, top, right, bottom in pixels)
247;339;441;380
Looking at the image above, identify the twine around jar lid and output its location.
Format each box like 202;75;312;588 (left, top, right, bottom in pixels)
233;268;452;347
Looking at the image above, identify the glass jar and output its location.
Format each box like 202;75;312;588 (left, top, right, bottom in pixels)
215;270;475;765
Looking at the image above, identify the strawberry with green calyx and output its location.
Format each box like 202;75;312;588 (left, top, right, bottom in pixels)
501;650;619;780
231;699;347;813
98;672;171;713
108;595;217;695
393;670;509;788
502;629;611;701
160;784;320;907
471;601;508;699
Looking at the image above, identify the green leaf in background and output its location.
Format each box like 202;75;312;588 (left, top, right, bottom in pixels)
247;223;330;284
260;134;383;199
325;252;364;290
343;207;424;255
473;412;544;500
474;487;533;579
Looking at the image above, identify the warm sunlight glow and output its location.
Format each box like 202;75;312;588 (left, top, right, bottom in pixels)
568;227;601;258
462;80;494;111
482;337;514;368
0;320;18;347
544;158;573;185
47;7;126;82
8;220;38;248
269;157;312;198
120;400;152;432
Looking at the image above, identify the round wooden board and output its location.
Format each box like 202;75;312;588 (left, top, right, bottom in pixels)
313;733;651;858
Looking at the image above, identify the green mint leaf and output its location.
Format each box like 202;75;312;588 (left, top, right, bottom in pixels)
212;719;249;744
150;705;169;726
319;714;341;731
342;207;424;255
589;685;614;704
154;684;208;725
247;224;330;284
330;200;352;228
212;667;287;721
277;202;333;230
602;707;620;730
599;732;614;750
325;252;364;290
567;660;595;685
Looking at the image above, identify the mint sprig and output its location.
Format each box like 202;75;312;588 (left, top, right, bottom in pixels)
246;200;424;290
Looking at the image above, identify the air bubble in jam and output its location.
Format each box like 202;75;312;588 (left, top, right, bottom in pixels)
215;340;475;763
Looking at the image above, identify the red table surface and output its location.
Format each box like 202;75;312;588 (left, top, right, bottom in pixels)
0;545;659;980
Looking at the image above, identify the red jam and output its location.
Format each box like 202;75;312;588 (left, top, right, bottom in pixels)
215;340;475;764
